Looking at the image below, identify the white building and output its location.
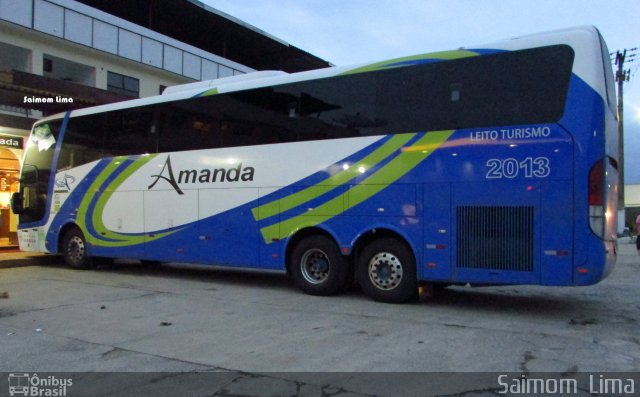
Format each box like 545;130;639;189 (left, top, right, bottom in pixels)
0;0;329;248
624;184;640;233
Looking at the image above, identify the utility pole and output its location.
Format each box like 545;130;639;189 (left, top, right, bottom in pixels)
614;48;636;230
615;48;637;219
615;50;629;212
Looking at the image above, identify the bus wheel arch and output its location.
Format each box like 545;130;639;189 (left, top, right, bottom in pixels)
354;229;418;303
351;228;416;264
286;228;350;296
57;223;79;253
59;225;93;269
284;227;338;273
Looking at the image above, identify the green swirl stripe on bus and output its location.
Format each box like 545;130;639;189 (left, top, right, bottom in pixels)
340;50;479;75
199;87;219;97
251;133;415;222
258;130;454;244
78;154;180;248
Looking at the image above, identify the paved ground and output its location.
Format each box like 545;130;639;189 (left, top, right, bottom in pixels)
0;243;639;395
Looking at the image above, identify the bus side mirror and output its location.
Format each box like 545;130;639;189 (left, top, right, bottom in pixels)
11;192;23;214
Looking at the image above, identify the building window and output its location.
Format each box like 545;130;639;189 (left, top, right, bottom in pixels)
43;58;53;73
107;71;139;97
41;54;95;86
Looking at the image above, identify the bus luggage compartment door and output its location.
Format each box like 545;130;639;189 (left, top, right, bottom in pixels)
423;183;452;282
451;181;541;285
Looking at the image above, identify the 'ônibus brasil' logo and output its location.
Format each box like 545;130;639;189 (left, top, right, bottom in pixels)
148;155;255;195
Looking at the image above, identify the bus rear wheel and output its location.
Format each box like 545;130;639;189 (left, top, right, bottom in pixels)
290;235;348;296
62;228;93;269
357;238;417;303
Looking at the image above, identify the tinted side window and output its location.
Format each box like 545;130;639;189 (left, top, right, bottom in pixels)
158;44;573;150
71;45;574;155
59;108;157;170
103;108;156;156
158;101;223;152
280;44;574;134
57;114;104;171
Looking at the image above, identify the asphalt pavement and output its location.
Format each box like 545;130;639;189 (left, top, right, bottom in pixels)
1;242;639;396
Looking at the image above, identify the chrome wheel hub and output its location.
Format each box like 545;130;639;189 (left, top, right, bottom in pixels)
368;252;403;291
300;249;330;284
67;236;85;265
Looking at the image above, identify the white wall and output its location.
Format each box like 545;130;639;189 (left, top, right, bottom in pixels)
0;21;190;97
625;184;640;207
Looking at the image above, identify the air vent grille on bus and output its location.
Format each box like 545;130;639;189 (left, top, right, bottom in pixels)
456;206;534;272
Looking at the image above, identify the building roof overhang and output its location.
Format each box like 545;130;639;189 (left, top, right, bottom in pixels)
76;0;333;73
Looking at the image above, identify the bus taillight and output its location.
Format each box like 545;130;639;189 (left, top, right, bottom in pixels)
588;160;605;238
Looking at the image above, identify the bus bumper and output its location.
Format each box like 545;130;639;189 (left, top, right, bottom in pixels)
575;238;616;285
602;239;617;279
17;227;49;253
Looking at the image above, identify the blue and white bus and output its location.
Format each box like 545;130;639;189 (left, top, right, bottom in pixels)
12;26;618;303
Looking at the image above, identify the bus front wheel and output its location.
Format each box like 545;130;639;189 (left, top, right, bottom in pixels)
62;228;93;269
290;235;348;296
357;238;417;303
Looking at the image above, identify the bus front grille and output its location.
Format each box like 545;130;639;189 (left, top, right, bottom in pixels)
456;206;534;272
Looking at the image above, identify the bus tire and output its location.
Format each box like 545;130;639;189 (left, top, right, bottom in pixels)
357;238;417;303
62;228;93;269
290;235;348;296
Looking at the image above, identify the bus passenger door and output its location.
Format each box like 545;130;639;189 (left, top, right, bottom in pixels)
423;183;452;282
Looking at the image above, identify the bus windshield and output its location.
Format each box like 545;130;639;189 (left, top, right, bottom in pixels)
15;121;61;224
